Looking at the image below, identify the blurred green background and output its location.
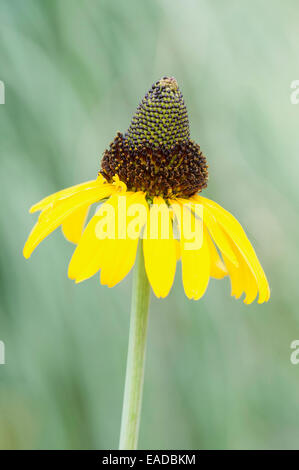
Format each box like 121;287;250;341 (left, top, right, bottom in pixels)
1;0;299;450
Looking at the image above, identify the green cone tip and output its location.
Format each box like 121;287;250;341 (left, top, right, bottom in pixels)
124;76;190;150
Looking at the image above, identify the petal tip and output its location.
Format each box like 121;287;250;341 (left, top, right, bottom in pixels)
23;245;31;259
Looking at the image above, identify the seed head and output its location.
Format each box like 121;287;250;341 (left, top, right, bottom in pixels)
100;77;208;198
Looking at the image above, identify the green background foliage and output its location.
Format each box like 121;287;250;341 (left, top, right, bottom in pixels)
0;0;298;449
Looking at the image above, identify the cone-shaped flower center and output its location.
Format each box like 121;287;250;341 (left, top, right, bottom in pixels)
100;76;208;198
124;77;190;150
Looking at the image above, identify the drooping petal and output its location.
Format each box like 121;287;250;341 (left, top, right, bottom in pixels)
61;204;90;244
224;235;259;304
197;195;270;303
191;196;238;267
205;229;228;279
23;183;114;259
171;201;210;300
222;252;244;300
203;208;239;267
29;176;106;213
69;190;147;284
239;252;258;304
68;207;107;282
99;192;148;287
222;240;259;304
143;197;177;298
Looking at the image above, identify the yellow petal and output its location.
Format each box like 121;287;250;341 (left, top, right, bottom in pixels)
61;204;90;244
69;190;141;283
23;183;114;259
143;197;177;298
99;192;148;287
225;235;259;304
171;201;210;300
222;253;244;300
206;229;228;279
222;241;258;304
30;177;106;213
203;207;239;267
68;208;106;282
240;254;258;305
198;196;270;303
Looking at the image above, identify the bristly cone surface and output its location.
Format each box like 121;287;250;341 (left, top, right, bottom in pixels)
100;77;208;198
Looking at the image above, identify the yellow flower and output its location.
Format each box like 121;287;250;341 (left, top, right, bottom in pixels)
23;77;270;304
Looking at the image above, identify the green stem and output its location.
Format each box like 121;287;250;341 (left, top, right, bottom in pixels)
119;242;151;450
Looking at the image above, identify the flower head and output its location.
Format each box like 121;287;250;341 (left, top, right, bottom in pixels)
101;76;208;198
23;77;270;304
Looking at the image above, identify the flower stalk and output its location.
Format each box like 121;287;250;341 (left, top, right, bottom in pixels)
119;242;151;450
